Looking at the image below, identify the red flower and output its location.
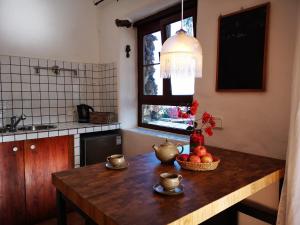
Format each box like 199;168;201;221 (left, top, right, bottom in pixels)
202;112;211;123
190;106;197;115
178;107;191;119
181;113;189;118
190;100;199;115
177;108;183;117
205;127;213;136
209;119;216;128
192;100;199;108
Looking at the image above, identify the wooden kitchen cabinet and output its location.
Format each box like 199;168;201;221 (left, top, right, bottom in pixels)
25;136;74;224
0;141;26;225
0;135;74;225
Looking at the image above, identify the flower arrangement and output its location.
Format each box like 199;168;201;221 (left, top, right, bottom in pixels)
178;100;216;152
177;100;216;136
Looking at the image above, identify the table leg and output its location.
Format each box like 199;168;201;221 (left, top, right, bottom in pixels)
201;206;238;225
56;190;67;225
279;177;284;200
85;218;97;225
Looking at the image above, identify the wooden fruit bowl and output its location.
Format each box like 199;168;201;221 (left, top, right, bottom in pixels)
176;156;221;171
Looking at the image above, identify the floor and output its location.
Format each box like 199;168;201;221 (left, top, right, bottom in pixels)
36;212;85;225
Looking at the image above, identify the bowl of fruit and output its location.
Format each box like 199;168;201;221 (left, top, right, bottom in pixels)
176;146;220;171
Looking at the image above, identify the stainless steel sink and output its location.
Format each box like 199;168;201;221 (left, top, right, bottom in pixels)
18;124;57;131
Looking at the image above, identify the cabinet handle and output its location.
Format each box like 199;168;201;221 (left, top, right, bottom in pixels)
30;144;36;150
12;146;18;152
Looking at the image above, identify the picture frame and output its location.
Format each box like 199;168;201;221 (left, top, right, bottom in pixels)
216;3;270;92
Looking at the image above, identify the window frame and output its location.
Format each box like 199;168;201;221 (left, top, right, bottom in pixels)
136;0;198;134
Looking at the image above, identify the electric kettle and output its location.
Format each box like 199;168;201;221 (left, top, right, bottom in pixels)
77;104;94;123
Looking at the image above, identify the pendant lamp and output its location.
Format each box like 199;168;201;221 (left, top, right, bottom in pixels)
160;0;202;79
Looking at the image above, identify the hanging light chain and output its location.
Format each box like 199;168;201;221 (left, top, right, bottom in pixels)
181;0;184;29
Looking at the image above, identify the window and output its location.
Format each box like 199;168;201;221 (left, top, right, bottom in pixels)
135;0;197;134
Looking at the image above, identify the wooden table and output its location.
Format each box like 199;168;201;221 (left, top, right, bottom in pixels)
52;146;285;225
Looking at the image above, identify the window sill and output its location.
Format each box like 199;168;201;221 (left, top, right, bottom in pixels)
125;127;189;143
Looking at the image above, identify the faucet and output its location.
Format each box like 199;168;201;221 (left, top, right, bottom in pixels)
9;114;26;132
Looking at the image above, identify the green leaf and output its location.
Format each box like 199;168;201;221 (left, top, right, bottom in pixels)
186;126;194;131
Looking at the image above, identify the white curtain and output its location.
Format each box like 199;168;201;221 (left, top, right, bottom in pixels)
277;4;300;225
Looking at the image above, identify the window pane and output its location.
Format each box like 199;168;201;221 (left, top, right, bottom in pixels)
142;105;194;130
144;65;163;95
166;17;194;38
143;31;162;65
171;75;195;95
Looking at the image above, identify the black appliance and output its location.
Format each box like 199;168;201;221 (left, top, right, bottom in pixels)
77;104;94;123
80;130;122;166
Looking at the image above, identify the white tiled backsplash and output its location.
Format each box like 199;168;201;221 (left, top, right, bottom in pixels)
0;55;118;127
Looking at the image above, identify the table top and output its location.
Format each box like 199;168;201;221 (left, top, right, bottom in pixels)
52;146;285;225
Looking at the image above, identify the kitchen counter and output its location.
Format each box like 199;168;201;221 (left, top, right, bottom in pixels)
0;122;120;143
0;122;121;168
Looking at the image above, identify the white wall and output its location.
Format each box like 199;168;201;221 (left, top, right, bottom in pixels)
0;0;100;63
196;0;298;160
123;129;188;157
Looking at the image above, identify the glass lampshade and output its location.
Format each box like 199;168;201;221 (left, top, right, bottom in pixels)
160;29;202;79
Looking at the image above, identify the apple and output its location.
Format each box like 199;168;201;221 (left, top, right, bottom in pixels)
178;154;189;161
189;155;201;163
205;152;212;158
194;146;207;157
201;154;213;163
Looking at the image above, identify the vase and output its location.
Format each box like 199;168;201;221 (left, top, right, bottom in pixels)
190;130;205;153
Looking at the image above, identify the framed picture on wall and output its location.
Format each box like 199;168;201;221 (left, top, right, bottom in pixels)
216;3;270;92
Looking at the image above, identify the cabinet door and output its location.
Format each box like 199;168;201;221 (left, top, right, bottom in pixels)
0;141;26;225
24;136;73;224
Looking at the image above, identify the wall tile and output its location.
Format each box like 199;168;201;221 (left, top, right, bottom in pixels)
2;92;12;100
1;73;11;82
69;129;78;135
49;131;59;137
1;65;10;73
11;65;20;74
30;58;39;66
21;57;30;66
38;132;48;138
27;132;38;140
59;130;68;136
0;55;10;65
15;134;26;141
75;155;80;165
11;56;20;65
0;55;118;125
3;135;14;142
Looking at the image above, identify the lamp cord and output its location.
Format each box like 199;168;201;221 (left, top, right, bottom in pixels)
181;0;183;29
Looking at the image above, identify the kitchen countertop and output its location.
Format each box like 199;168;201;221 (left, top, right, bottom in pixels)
0;122;120;143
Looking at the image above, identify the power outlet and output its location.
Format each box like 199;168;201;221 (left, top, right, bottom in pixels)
212;116;223;129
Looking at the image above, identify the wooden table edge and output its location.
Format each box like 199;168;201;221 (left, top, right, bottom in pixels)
167;168;284;225
52;174;118;225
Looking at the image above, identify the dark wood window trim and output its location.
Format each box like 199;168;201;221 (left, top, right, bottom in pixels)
136;0;197;134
